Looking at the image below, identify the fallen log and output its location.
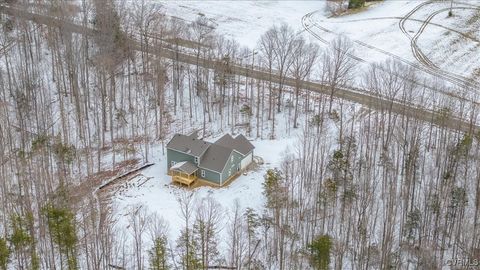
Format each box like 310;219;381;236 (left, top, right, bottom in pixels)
98;163;154;190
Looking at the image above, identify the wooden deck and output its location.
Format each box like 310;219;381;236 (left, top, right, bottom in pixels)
169;167;246;188
173;175;197;186
170;170;197;186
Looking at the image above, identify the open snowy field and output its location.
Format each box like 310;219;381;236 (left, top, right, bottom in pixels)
154;0;480;84
155;0;324;48
306;0;480;81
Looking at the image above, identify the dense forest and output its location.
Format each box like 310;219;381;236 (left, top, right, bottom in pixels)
0;0;479;269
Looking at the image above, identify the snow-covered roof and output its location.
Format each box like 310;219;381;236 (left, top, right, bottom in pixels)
170;161;198;175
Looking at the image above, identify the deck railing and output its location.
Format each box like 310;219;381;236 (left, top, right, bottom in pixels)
171;170;197;186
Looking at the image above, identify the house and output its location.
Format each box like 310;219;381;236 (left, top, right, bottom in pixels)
166;132;255;186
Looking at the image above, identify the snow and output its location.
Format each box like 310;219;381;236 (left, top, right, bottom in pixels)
154;0;325;48
111;136;297;241
112;0;480;245
307;0;480;80
107;1;480;267
169;160;187;170
152;0;480;90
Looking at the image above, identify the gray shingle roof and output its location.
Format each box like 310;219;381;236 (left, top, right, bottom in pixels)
199;144;233;173
167;133;255;174
170;161;198;175
215;134;254;156
167;134;211;157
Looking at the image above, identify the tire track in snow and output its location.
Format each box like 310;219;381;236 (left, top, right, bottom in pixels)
399;1;480;89
1;3;479;134
301;10;480;106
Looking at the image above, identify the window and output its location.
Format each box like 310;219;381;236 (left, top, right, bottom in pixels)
194;156;199;164
171;161;176;167
201;170;205;178
231;155;234;162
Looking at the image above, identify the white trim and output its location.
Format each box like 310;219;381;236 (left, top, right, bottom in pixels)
200;150;236;175
201;170;205;178
198;165;222;174
232;149;244;156
231;149;253;157
171;161;176;167
220;151;235;174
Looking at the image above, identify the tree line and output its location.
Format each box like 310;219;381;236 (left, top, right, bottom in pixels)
0;0;479;269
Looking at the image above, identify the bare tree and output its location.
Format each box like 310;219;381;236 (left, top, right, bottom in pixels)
289;38;319;128
227;200;247;269
323;36;355;113
271;23;297;114
194;197;222;269
176;191;199;269
128;205;150;270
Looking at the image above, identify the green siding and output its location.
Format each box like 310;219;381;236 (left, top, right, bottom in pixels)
198;168;221;185
221;151;243;183
167;148;221;184
167;149;196;170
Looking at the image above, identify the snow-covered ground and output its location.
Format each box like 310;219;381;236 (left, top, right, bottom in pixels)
307;0;480;79
111;135;297;241
154;0;480;84
155;0;325;48
107;1;480;266
113;0;480;243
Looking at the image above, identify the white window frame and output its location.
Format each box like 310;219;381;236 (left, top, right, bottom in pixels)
201;170;205;178
171;161;176;167
231;155;234;162
194;156;199;164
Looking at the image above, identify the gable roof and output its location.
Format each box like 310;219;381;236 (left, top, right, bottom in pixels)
199;144;233;173
167;133;255;174
167;134;211;157
170;161;198;175
215;134;255;156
